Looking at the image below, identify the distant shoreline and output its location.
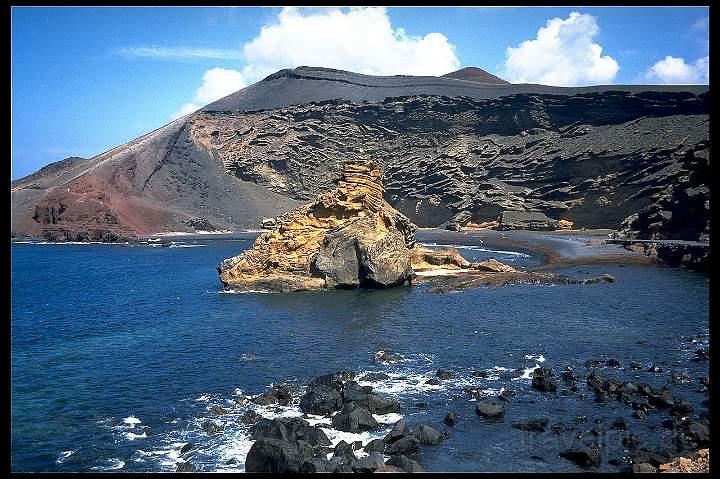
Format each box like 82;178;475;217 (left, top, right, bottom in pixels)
11;227;658;269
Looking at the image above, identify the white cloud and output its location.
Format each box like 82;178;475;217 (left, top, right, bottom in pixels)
644;55;709;85
172;67;246;119
240;7;459;81
116;46;244;61
502;12;619;86
169;7;460;119
691;16;709;33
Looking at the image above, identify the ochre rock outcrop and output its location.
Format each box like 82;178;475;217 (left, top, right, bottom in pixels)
658;449;709;473
218;160;419;292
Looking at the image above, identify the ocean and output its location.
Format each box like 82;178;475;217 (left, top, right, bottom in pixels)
10;233;709;471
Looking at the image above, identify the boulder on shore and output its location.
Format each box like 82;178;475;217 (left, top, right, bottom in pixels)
475;400;505;419
245;438;313;472
299;384;343;416
560;446;601;467
498;210;559;231
331;403;379;432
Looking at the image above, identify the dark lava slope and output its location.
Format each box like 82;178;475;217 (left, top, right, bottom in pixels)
442;66;510;84
10;66;709;243
204;66;705;112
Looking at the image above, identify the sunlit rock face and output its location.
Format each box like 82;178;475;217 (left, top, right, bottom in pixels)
217;159;419;292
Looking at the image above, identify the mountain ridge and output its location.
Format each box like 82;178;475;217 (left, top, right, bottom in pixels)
10;66;709;246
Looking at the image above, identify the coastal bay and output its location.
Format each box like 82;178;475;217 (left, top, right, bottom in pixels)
11;231;708;471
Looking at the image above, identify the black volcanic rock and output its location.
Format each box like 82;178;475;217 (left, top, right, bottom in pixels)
385;435;419;455
560;446;601;467
513;418;548;432
245;438;312;473
444;412;458;426
385;455;425;472
299;384;343;416
331;403;378;433
499;210;558;231
475;400;505;419
442;66;510;85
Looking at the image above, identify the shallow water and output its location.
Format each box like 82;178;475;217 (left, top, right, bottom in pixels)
11;236;709;471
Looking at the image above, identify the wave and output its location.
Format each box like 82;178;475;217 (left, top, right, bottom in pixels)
12;241;131;246
109;352;551;471
55;450;76;464
217;289;273;294
91;458;125;471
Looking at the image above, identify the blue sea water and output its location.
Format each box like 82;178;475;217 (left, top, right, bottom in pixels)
10;236;709;471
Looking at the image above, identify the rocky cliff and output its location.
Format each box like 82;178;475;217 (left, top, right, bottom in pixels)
191;89;709;236
11;67;709;245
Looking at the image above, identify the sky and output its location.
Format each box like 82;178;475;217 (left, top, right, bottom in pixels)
11;6;709;180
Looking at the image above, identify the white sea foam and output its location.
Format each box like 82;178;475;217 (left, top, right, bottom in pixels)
516;364;541;380
373;412;403;425
320;427;386;453
217;289;273;294
483;366;514;381
150;230;235;237
56;450;76;464
513;354;547;380
204;433;254;472
13;241;130;246
124;416;142;425
415;268;472;277
466;387;504;400
356;370;443;395
127;385;407;472
91;458;125;471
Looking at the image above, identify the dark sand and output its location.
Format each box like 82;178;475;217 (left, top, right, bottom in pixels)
415;228;654;269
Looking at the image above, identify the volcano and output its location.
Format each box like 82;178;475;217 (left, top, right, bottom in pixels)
442;66;510;84
11;66;709;244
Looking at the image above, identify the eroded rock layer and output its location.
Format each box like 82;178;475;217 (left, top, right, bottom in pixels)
217;160;417;292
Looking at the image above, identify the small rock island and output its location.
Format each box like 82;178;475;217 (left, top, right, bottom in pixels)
217;159;450;291
218;159;614;292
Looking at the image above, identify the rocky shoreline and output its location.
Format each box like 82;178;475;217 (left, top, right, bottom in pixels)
11;226;708;276
165;338;709;473
216;160;645;293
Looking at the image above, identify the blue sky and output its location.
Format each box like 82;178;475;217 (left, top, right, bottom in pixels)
11;6;709;180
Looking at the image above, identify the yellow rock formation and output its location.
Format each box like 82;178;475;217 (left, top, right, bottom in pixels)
557;219;574;230
218;160;418;291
